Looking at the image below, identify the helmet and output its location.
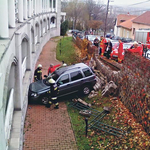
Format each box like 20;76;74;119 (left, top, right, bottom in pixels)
48;78;55;84
38;64;42;68
62;63;67;67
134;41;138;45
50;63;54;67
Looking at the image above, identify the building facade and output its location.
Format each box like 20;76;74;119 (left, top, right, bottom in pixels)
0;0;65;150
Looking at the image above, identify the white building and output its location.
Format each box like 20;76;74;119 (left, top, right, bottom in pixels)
0;0;65;150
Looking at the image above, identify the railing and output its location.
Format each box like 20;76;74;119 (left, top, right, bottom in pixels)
5;89;14;150
22;57;26;79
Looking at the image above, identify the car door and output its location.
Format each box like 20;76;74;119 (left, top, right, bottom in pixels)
56;74;71;97
69;70;84;93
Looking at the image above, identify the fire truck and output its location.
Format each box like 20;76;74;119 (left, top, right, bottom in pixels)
134;29;150;46
134;29;150;59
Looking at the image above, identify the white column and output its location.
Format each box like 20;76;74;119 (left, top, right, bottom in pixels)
42;0;44;12
31;0;33;16
34;0;36;14
23;0;27;20
44;0;46;12
8;0;16;28
15;32;23;109
18;0;24;22
40;0;42;13
28;0;31;17
27;22;32;70
36;0;39;14
0;0;9;38
46;0;48;12
52;0;53;12
47;0;50;11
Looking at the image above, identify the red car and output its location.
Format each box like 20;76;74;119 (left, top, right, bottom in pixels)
110;42;134;60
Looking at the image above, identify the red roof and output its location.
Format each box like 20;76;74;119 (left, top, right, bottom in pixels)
116;14;137;27
132;11;150;26
119;17;136;30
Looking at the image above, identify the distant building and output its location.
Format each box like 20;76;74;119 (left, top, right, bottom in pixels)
0;0;65;150
118;17;136;38
114;14;137;37
114;11;150;39
131;11;150;39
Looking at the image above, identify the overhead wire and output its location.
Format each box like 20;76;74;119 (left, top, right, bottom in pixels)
129;0;150;6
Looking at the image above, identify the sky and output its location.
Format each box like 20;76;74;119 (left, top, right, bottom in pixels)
103;0;150;8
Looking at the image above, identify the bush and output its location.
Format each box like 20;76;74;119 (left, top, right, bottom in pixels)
60;20;69;36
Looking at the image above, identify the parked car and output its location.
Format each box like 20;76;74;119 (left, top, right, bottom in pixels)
121;37;133;43
105;33;114;39
110;42;139;60
71;29;80;34
28;63;96;104
111;36;121;40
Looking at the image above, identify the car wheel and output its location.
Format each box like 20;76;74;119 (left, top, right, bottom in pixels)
82;85;91;95
41;96;49;105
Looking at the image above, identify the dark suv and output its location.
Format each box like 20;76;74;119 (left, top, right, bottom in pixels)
28;63;96;104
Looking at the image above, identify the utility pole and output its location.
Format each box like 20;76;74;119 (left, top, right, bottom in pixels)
104;0;110;37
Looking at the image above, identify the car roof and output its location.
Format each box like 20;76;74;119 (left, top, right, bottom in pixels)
54;63;89;76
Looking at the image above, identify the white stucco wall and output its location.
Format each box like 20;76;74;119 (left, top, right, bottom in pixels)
0;0;65;149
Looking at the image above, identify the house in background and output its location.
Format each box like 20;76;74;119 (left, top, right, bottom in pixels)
114;14;137;37
118;17;136;38
114;11;150;40
131;11;150;39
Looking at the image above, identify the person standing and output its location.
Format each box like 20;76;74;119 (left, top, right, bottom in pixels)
46;78;59;109
62;60;67;67
105;40;112;59
47;63;61;75
34;64;42;82
127;41;143;56
118;39;124;63
93;37;99;48
100;36;107;56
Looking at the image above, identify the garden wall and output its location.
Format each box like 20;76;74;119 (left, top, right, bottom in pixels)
120;52;150;134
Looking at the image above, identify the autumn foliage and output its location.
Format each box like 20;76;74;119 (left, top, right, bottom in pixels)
74;36;97;60
120;51;150;135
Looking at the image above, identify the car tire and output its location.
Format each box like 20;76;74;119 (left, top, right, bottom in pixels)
82;85;91;95
41;96;49;105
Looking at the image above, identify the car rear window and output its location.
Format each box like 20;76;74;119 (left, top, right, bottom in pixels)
70;71;83;81
82;68;93;77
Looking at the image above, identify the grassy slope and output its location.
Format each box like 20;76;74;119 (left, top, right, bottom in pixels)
56;36;78;65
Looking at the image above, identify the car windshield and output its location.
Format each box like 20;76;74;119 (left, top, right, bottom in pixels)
123;43;133;49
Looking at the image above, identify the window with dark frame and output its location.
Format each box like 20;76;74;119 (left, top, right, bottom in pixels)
70;71;83;81
58;74;69;84
82;68;92;77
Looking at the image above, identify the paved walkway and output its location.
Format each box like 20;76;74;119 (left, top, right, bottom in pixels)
23;38;78;150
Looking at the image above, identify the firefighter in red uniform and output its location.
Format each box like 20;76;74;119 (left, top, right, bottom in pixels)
118;39;124;63
128;41;143;56
46;78;59;109
100;36;107;56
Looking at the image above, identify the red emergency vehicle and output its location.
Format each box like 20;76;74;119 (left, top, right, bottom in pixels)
134;29;150;49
